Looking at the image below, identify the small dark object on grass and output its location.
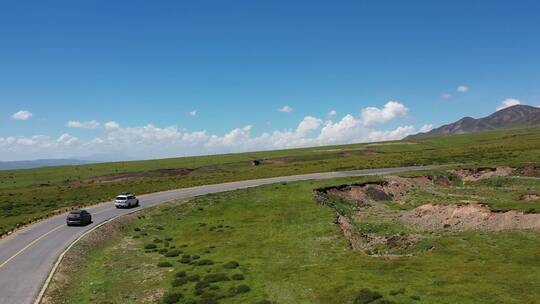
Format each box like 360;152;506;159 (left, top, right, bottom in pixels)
353;288;383;304
223;261;239;269
378;300;396;304
162;292;183;304
204;273;230;283
197;259;214;266
188;274;200;282
231;274;244;280
156;225;164;230
183;254;191;258
229;285;250;295
134;227;140;231
411;295;421;301
133;235;140;239
175;271;187;277
158;248;168;254
180;257;191;264
165;237;173;241
144;244;157;249
209;285;220;290
389;288;405;296
153;238;163;243
157;261;173;267
195;281;210;290
256;301;273;304
192;255;200;260
171;277;189;287
165;249;181;257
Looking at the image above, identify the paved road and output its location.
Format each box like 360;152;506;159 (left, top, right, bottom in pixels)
0;165;440;304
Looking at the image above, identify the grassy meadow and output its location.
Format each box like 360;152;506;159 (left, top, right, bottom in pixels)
2;127;540;235
44;175;540;304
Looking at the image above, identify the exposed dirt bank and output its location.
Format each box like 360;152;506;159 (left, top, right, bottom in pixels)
449;167;514;182
401;203;540;231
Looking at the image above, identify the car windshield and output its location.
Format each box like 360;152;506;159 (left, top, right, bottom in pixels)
116;196;127;200
68;213;81;218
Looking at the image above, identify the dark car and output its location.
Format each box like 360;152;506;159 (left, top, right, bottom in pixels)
66;209;92;226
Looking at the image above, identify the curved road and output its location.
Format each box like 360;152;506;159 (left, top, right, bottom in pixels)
0;165;440;304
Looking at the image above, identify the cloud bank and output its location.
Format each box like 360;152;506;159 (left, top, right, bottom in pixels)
1;101;429;161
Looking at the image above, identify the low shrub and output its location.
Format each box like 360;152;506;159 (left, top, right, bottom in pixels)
144;244;157;250
157;261;173;267
192;255;200;260
353;289;382;304
153;238;163;243
204;273;230;283
195;281;210;290
158;248;169;254
165;237;173;241
411;295;421;301
165;250;181;257
229;285;250;295
162;292;183;304
171;277;189;287
175;271;187;277
180;258;191;264
182;254;191;258
134;227;141;231
188;274;200;281
223;261;239;269
197;259;214;266
231;274;244;280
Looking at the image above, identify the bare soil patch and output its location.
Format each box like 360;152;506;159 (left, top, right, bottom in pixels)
401;203;540;231
520;194;540;201
518;166;540;176
449;167;514;182
71;168;193;185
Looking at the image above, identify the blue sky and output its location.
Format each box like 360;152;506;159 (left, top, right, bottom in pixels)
1;1;539;161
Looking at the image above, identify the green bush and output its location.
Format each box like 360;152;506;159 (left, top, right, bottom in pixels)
188;274;200;282
171;277;189;287
157;261;173;268
144;244;157;250
229;285;250;295
153;238;163;243
204;273;230;283
197;259;214;266
182;254;191;258
223;261;239;269
353;289;382;304
134;227;140;231
175;271;187;277
180;257;191;264
158;248;169;254
162;292;183;304
231;274;244;280
195;281;210;290
165;250;181;257
192;255;200;260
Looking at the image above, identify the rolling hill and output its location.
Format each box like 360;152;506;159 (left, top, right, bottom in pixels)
407;105;540;139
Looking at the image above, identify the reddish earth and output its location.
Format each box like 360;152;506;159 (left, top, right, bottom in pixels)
518;166;540;176
72;168;193;185
401;203;540;231
449;167;514;182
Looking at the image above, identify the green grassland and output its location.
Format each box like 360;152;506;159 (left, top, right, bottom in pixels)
2;127;540;235
44;175;540;304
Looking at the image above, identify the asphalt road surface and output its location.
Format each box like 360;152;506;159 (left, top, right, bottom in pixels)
0;165;441;304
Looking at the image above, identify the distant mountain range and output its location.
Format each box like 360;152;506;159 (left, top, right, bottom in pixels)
407;105;540;139
0;159;94;170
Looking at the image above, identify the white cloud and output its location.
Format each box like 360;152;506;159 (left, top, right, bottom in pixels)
327;110;337;118
457;85;469;93
278;105;293;113
496;98;521;111
419;124;434;133
11;110;32;120
189;110;197;117
360;101;408;126
0;101;430;161
104;121;120;130
440;93;452;99
66;120;100;129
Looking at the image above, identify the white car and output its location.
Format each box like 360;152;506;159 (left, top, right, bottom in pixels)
114;193;139;208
